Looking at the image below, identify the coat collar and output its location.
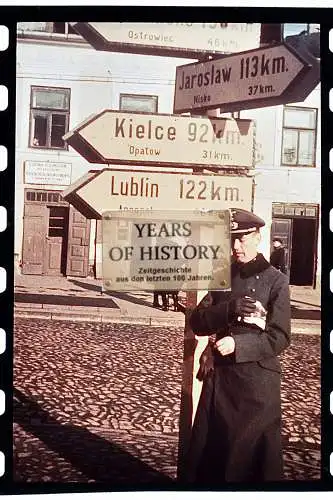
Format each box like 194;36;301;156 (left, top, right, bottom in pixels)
232;253;271;279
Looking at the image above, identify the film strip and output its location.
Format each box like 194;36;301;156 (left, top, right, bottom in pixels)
0;19;11;490
0;7;331;494
322;22;333;484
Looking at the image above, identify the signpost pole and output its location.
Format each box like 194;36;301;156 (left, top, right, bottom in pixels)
177;106;222;481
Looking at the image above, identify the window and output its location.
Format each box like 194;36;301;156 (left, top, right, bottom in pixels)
119;94;158;113
281;106;317;167
25;189;66;204
30;87;70;149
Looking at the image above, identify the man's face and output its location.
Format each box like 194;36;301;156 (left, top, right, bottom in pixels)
232;231;260;263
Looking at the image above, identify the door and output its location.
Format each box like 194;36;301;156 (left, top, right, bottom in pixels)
290;218;316;286
22;204;48;274
66;206;91;277
271;218;292;277
45;205;69;276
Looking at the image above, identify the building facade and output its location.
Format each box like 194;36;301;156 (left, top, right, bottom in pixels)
15;22;321;287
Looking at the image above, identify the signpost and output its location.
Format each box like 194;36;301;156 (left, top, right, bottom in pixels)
174;42;318;113
62;169;253;219
59;22;321;484
70;22;261;58
63;111;254;169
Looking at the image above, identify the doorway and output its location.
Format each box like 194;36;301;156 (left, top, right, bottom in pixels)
22;189;91;277
46;205;69;276
290;218;316;286
271;203;319;287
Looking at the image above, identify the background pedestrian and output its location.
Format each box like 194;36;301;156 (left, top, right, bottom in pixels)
270;238;287;274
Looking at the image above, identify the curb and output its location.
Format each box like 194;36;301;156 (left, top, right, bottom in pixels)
15;306;321;334
15;310;185;328
14;305;185;327
291;319;321;336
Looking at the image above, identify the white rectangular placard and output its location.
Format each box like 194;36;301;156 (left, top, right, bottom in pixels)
102;209;231;292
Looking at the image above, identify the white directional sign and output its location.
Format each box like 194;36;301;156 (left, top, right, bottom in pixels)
62;169;253;219
174;43;310;113
64;111;254;169
71;22;261;58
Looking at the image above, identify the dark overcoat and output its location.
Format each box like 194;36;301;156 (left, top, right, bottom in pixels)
270;247;287;274
185;253;291;484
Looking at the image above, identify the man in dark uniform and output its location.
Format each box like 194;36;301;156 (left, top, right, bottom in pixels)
270;238;287;274
184;208;291;484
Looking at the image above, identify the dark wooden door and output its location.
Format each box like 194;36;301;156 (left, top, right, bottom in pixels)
45;205;69;276
290;218;316;286
22;204;48;274
66;206;91;277
271;218;292;278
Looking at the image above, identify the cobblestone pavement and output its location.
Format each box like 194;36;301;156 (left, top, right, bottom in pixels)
13;318;320;484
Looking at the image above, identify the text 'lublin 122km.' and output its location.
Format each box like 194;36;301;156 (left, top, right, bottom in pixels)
109;175;241;202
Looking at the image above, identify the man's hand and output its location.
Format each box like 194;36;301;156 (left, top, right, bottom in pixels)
215;336;235;356
234;296;256;317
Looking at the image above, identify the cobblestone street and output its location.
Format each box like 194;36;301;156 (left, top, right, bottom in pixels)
13;318;320;484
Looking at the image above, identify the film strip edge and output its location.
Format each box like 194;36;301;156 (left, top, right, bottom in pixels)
0;18;14;490
321;23;333;483
0;11;330;493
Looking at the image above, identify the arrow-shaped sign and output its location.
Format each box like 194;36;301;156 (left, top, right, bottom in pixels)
174;42;316;114
62;169;253;219
70;22;261;59
63;111;255;169
283;33;320;104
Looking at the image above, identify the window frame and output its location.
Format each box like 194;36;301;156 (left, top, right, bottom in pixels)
119;93;158;113
29;86;71;151
24;188;68;206
281;105;318;168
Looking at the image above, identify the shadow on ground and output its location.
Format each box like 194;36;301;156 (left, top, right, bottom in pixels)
290;304;321;321
14;293;118;309
13;388;173;485
69;279;157;309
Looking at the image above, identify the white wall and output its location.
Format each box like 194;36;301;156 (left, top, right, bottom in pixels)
15;40;195;258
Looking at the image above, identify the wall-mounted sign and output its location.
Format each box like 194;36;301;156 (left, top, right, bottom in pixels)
102;209;231;292
71;22;261;58
62;169;253;219
64;111;254;169
272;203;318;218
24;161;72;186
174;43;313;114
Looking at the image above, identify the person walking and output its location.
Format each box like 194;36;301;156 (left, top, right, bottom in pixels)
270;238;287;274
184;208;291;484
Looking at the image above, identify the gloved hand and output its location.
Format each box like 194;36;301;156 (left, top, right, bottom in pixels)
197;341;214;381
229;296;256;319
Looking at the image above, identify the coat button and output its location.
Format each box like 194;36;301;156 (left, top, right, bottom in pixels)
251;288;256;292
256;275;259;279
